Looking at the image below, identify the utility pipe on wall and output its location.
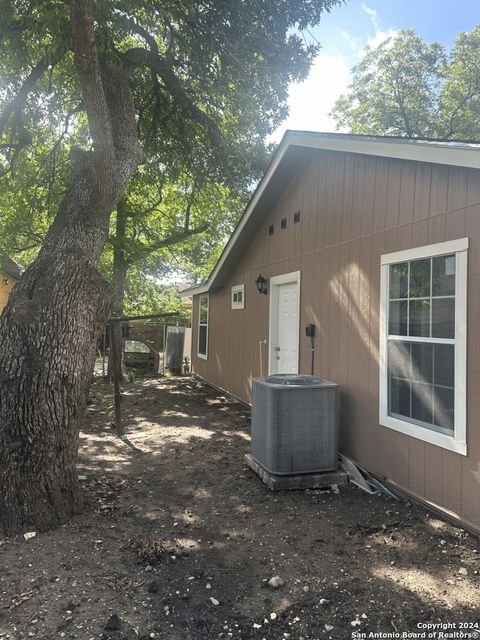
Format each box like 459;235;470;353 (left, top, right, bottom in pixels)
259;339;267;376
305;324;316;376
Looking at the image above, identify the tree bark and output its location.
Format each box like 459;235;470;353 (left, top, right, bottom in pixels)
0;0;142;535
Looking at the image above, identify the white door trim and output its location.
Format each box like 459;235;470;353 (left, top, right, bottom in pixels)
268;271;301;375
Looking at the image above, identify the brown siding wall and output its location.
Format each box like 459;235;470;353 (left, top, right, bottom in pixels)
0;273;16;313
191;149;480;530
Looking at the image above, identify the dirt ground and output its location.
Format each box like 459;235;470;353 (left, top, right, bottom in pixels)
1;376;479;640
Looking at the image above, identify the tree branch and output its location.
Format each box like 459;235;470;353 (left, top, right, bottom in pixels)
9;242;42;254
154;4;175;60
0;52;64;173
0;58;48;138
71;0;115;172
123;47;221;146
128;19;159;55
140;194;164;216
393;75;415;137
39;103;84;167
127;224;209;265
443;85;479;139
184;201;192;232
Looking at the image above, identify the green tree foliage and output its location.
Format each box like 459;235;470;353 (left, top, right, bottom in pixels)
1;0;343;192
330;27;480;139
0;0;342;296
122;271;186;318
0;0;344;534
0;123;74;263
107;164;244;292
0;140;241;299
103;172;242;321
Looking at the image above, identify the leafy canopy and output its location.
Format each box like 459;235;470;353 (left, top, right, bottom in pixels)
1;0;342;181
0;0;342;284
330;26;480;140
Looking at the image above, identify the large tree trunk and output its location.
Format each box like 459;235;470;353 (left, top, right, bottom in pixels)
0;0;142;535
0;242;112;534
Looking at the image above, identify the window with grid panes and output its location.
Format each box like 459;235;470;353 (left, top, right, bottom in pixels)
198;294;208;358
379;239;468;455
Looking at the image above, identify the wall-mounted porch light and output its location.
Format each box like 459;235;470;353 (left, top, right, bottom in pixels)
255;274;268;295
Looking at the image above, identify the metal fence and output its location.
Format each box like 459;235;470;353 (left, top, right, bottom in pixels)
95;321;191;378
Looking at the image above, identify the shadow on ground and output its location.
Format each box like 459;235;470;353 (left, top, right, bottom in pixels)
0;377;479;640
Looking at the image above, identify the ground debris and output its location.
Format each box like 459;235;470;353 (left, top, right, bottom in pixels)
268;575;284;588
1;376;479;640
127;538;167;563
23;531;36;541
102;575;145;591
9;590;34;609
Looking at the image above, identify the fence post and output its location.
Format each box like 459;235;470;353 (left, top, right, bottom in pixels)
163;323;167;376
109;320;123;437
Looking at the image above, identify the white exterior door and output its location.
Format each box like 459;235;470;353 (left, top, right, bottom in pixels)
269;272;300;374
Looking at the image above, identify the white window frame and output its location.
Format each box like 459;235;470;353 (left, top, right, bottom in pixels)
197;294;209;360
231;284;245;310
379;238;468;456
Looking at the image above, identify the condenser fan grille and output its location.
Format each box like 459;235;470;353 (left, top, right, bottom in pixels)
251;374;338;475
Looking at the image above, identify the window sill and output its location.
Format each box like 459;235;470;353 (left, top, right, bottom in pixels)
380;413;467;456
197;352;208;360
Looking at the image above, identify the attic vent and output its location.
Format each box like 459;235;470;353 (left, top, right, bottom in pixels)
281;218;287;229
293;211;301;223
268;224;274;235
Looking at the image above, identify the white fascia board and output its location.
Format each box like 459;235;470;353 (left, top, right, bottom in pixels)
185;131;480;297
180;284;209;297
289;131;480;170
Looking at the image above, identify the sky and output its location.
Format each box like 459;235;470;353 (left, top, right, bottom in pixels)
271;0;480;142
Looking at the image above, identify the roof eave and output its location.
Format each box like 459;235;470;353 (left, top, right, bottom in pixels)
185;130;480;297
180;283;209;297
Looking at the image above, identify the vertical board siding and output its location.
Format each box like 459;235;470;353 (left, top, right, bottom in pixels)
463;204;480;526
392;431;410;490
372;158;388;233
0;276;16;313
191;149;480;529
356;235;373;466
398;161;416;227
385;159;401;229
424;445;444;506
429;165;449;216
340;154;355;242
443;450;462;515
350;155;366;240
447;166;468;212
413;164;431;222
467;168;480;206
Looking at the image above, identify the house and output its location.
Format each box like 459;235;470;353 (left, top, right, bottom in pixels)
173;281;193;314
0;256;23;314
182;131;480;533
